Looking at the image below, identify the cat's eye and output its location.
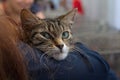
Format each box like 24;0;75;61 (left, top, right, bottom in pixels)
40;32;51;39
62;31;69;39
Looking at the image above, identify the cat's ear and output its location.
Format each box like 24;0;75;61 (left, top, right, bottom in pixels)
57;8;77;25
20;9;42;31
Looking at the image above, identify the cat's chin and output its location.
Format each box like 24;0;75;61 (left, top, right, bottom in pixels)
52;52;68;61
52;44;69;60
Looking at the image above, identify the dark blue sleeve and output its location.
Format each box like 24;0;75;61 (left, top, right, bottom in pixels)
107;70;119;80
20;42;119;80
75;42;119;80
30;4;41;14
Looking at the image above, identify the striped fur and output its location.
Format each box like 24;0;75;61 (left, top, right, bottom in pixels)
21;9;77;60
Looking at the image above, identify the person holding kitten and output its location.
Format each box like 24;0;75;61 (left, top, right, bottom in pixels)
0;0;119;80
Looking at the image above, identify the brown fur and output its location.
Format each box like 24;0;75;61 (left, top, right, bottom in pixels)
0;16;28;80
20;9;77;60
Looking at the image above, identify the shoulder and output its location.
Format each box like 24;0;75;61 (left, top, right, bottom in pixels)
19;42;118;80
74;42;118;80
74;42;110;72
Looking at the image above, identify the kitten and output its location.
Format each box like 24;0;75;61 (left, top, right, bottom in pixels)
21;9;77;60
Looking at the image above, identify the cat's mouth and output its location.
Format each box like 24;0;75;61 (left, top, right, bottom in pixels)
49;45;69;60
37;44;70;60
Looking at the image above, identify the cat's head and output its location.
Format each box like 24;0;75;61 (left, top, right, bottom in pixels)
21;9;77;60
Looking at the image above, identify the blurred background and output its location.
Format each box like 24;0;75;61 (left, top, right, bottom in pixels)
0;0;120;78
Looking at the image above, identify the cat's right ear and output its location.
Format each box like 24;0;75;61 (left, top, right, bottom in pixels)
57;8;77;25
20;9;42;31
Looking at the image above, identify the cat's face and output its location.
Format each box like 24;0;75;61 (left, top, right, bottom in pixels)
21;9;77;60
29;19;72;60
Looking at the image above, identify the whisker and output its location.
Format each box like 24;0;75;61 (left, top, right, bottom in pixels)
40;52;48;64
39;51;52;68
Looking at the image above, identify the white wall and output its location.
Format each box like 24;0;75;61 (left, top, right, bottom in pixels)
82;0;108;21
114;0;120;29
107;0;115;27
82;0;120;30
108;0;120;30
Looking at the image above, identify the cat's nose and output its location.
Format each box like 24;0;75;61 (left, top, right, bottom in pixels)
56;44;64;50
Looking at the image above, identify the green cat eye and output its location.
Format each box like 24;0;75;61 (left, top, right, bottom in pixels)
62;31;69;39
40;32;51;39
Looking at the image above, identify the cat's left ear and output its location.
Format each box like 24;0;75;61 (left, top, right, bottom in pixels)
57;8;77;25
20;9;42;31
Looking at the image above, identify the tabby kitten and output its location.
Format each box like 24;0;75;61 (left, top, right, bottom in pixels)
21;9;77;60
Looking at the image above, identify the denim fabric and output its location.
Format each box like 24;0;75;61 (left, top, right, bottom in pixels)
20;42;119;80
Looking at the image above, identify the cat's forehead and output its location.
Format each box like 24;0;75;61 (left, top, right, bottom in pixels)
44;18;58;22
43;18;62;24
35;18;70;31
